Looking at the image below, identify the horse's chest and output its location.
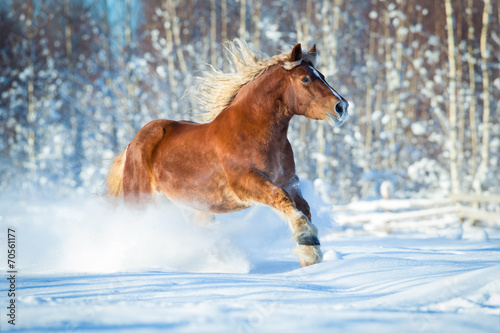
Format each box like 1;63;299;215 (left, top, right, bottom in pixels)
256;147;290;182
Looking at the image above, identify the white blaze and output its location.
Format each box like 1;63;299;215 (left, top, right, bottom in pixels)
309;66;345;102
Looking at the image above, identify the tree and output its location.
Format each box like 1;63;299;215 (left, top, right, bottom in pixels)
1;0;498;200
474;0;492;194
444;0;460;194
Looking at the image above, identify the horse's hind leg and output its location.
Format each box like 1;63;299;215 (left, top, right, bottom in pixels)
123;121;166;205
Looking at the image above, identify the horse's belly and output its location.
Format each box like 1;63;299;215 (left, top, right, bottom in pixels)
156;167;251;214
162;183;251;213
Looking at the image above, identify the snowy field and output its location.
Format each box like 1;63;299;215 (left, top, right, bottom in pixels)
1;185;499;332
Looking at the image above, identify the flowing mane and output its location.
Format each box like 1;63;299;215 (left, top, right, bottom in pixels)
194;39;317;122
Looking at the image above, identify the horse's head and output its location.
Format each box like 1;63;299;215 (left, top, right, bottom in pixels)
283;44;349;127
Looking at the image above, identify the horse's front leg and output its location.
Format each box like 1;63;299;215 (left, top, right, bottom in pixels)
283;175;311;220
229;170;322;266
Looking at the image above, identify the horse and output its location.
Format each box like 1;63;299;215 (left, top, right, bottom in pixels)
106;40;349;267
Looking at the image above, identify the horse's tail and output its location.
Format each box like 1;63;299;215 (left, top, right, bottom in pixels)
105;147;127;199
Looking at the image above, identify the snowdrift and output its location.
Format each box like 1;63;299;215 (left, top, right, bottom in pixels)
0;184;499;332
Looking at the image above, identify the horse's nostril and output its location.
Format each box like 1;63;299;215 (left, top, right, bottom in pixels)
335;102;344;117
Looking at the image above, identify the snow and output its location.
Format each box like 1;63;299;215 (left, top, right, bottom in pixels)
411;122;426;136
1;185;499;332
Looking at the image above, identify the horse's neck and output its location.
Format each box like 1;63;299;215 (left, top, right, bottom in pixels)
224;69;292;140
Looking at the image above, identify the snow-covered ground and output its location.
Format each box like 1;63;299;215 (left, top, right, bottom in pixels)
1;185;499;332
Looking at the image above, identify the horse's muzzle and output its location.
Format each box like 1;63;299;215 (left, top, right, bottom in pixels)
335;101;347;117
327;101;349;127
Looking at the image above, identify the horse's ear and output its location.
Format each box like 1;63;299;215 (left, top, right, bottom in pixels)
290;43;302;62
308;44;317;56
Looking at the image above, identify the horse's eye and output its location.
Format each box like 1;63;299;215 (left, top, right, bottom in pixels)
301;77;310;83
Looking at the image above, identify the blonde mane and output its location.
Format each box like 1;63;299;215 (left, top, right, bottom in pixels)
194;39;317;123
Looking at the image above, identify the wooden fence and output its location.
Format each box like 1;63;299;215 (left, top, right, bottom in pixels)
334;194;500;230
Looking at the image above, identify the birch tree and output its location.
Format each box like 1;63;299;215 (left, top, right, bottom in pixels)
239;0;246;39
221;0;227;43
444;0;460;194
252;0;261;49
162;0;177;114
364;5;377;155
63;0;84;186
210;0;217;66
25;0;36;175
466;0;478;180
474;0;492;193
101;0;119;151
168;0;187;75
383;6;396;168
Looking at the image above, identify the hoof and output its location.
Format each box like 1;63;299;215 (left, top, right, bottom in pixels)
294;245;323;266
300;260;315;267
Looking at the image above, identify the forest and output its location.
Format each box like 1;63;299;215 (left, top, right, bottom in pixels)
1;0;499;203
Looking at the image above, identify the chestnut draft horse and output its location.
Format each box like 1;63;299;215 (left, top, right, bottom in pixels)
106;40;349;266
